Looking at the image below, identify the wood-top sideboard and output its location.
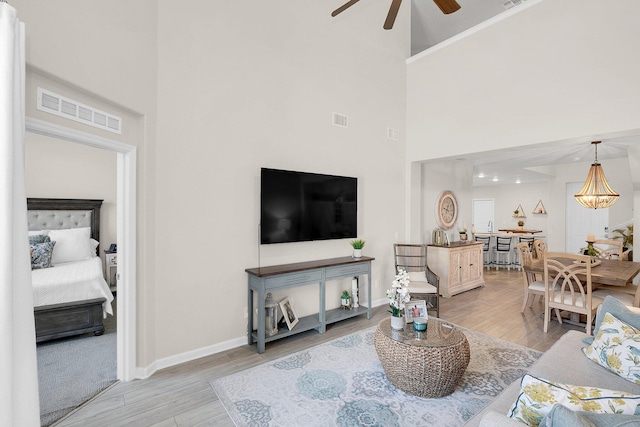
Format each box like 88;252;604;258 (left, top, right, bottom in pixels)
246;256;374;353
427;242;484;297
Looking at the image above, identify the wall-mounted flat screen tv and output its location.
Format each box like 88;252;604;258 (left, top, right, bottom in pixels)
260;168;357;244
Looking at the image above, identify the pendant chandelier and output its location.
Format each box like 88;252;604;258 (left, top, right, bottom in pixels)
574;141;620;209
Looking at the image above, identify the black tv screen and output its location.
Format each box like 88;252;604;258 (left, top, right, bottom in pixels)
260;168;357;244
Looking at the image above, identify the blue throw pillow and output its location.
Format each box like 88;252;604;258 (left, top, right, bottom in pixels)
543;403;640;427
30;241;55;269
583;295;640;345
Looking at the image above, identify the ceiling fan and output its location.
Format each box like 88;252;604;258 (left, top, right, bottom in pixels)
332;0;461;30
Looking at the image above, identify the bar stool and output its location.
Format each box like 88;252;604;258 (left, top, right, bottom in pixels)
514;237;535;270
475;236;492;268
493;236;513;270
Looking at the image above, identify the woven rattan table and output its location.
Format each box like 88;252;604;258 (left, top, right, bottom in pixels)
374;317;470;398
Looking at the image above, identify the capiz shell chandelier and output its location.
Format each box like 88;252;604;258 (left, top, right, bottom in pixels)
574;141;620;209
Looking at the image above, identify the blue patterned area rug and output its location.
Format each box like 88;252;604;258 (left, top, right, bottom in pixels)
211;325;541;427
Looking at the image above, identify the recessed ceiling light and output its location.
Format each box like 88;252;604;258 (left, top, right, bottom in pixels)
492;176;498;182
573;156;581;162
515;178;521;184
478;173;485;178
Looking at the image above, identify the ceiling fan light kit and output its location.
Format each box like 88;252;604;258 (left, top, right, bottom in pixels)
574;141;620;209
331;0;460;30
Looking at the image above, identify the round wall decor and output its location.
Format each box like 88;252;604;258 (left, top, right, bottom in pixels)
436;190;458;230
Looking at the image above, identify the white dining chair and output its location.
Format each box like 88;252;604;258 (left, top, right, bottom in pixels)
517;242;546;312
592;239;623;260
543;252;603;335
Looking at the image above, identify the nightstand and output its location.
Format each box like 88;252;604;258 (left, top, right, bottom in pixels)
104;250;117;292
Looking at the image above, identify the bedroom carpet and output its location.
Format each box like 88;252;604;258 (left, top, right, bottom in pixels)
37;332;117;426
212;324;542;427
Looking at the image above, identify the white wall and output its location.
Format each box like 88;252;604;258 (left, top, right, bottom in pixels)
14;0;158;366
472;181;549;235
154;0;410;359
25;133;117;263
406;0;640;162
548;157;633;251
15;0;410;367
420;160;473;244
407;0;640;256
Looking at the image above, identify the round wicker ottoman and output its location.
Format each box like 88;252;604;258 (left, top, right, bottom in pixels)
374;317;470;398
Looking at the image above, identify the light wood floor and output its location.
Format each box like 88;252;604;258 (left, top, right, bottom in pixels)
55;268;583;427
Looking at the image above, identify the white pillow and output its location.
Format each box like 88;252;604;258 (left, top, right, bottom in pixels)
28;229;49;236
90;238;100;255
49;227;92;264
407;271;429;283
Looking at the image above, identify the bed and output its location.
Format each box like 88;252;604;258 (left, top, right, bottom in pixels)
28;198;114;343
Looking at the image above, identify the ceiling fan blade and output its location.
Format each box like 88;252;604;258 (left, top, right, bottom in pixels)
383;0;402;30
331;0;361;17
433;0;461;14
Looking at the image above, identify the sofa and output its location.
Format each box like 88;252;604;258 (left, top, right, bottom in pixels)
464;297;640;426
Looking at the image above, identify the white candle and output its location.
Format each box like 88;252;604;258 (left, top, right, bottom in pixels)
587;233;595;242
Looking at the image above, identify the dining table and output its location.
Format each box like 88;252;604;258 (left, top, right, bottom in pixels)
525;257;640;307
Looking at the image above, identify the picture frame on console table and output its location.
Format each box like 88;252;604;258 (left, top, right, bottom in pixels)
405;300;427;323
279;297;299;330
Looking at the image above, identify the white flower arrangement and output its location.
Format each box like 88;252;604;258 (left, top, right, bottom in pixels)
386;268;411;317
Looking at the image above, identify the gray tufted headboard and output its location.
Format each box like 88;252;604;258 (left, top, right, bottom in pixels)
27;198;103;253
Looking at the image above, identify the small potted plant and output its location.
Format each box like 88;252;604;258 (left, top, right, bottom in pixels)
582;244;600;263
340;290;352;310
350;239;365;258
386;269;411;330
513;209;520;217
612;225;633;260
459;225;468;241
517;220;525;231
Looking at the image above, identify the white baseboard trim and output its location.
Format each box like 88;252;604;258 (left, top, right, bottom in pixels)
136;300;388;379
371;297;388;309
137;335;247;379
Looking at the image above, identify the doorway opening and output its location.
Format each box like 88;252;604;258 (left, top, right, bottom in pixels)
26;117;137;381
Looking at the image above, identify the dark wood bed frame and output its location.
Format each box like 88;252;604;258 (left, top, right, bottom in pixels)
28;198;108;343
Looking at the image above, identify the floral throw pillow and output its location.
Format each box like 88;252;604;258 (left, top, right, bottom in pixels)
30;241;56;269
28;234;50;245
508;374;640;426
582;312;640;385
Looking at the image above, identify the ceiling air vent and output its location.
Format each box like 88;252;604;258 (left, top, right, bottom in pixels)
37;87;122;134
387;127;400;141
332;112;348;128
502;0;525;9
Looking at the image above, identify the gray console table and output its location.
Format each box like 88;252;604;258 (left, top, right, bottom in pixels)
246;256;374;353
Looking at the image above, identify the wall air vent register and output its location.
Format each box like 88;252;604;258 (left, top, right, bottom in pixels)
332;112;348;128
36;87;122;134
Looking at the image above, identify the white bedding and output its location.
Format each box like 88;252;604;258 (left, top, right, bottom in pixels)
32;257;114;317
